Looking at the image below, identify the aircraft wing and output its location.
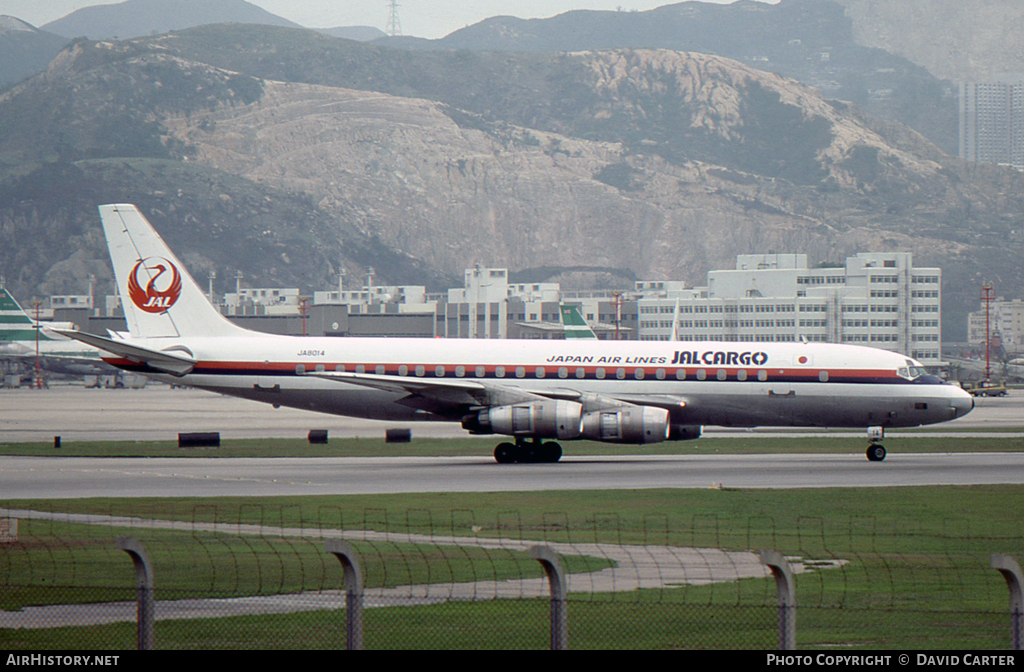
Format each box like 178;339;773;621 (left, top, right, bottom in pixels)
50;329;196;376
310;370;550;410
0;342;30;356
36;353;114;376
309;370;681;417
608;393;689;413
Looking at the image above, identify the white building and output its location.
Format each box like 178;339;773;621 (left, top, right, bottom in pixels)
48;294;93;311
440;268;635;339
314;284;434;315
439;266;511;338
636;253;943;364
959;73;1024;168
223;287;302;315
968;298;1024;354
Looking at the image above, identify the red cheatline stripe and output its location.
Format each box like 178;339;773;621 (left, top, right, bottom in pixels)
135;359;903;381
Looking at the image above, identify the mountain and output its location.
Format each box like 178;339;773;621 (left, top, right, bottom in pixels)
834;0;1024;82
317;26;386;42
0;24;1021;340
382;0;957;157
0;16;69;88
41;0;302;40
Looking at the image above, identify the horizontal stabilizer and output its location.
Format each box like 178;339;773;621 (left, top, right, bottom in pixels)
51;329;195;376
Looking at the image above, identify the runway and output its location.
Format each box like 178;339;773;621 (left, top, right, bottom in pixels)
4;386;1019;635
4;452;1024;498
2;384;1022;498
1;384;1021;443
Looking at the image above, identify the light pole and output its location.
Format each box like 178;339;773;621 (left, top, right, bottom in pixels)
981;282;995;381
299;296;310;337
32;300;42;389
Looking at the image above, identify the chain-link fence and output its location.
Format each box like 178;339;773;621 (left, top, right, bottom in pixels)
1;506;1021;650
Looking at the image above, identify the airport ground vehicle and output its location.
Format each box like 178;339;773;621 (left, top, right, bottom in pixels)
961;380;1009;397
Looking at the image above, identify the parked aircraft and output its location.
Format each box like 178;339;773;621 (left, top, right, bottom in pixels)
560;304;598;339
57;204;974;463
0;288;111;377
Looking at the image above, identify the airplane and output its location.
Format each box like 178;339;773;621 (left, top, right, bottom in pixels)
559;304;598;339
0;288;113;377
56;203;975;464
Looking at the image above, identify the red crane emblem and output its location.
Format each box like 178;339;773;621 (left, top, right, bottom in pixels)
128;257;182;314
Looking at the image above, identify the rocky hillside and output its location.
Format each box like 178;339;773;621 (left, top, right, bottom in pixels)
405;0;958;156
0;24;1021;339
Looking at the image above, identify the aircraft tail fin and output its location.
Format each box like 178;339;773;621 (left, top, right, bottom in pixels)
0;288;55;343
99;204;248;339
560;304;598;340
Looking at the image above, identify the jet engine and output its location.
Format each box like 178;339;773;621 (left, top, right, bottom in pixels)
465;400;584;439
580;406;670;444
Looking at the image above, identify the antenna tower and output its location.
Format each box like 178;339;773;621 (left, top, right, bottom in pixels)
385;0;402;37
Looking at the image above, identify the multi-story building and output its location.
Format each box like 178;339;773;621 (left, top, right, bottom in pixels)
50;256;944;356
437;267;515;339
223;287;301;315
507;293;636;340
959;73;1024;168
636;253;944;364
435;268;640;339
314;283;433;316
968;298;1024;354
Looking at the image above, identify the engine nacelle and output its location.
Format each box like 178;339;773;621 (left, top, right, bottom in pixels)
474;400;584;440
580;406;670;444
669;424;703;441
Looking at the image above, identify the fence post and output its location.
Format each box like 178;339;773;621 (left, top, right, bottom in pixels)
992;554;1024;650
760;550;796;650
530;545;568;650
326;539;364;650
115;537;154;651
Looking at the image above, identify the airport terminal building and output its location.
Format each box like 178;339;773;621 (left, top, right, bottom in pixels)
635;253;943;365
42;253;941;363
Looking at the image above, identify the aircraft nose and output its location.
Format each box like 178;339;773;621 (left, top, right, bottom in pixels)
951;389;974;419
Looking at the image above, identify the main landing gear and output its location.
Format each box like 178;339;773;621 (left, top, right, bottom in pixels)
866;426;886;462
494;438;563;464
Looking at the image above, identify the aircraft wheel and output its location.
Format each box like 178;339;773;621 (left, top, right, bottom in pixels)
866;444;887;462
540;442;562;463
494;442;516;464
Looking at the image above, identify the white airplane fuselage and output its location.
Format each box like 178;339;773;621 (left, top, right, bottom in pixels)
64;204;974;463
107;333;973;430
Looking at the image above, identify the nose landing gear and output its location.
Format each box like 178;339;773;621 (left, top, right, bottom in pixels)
866;426;886;462
494;438;563;464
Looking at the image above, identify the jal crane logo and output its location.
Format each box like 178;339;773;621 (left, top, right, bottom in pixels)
127;257;183;314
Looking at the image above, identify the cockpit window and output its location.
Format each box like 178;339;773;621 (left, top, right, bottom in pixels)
897;366;927;380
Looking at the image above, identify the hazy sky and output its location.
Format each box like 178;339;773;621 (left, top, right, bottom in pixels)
4;0;777;39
